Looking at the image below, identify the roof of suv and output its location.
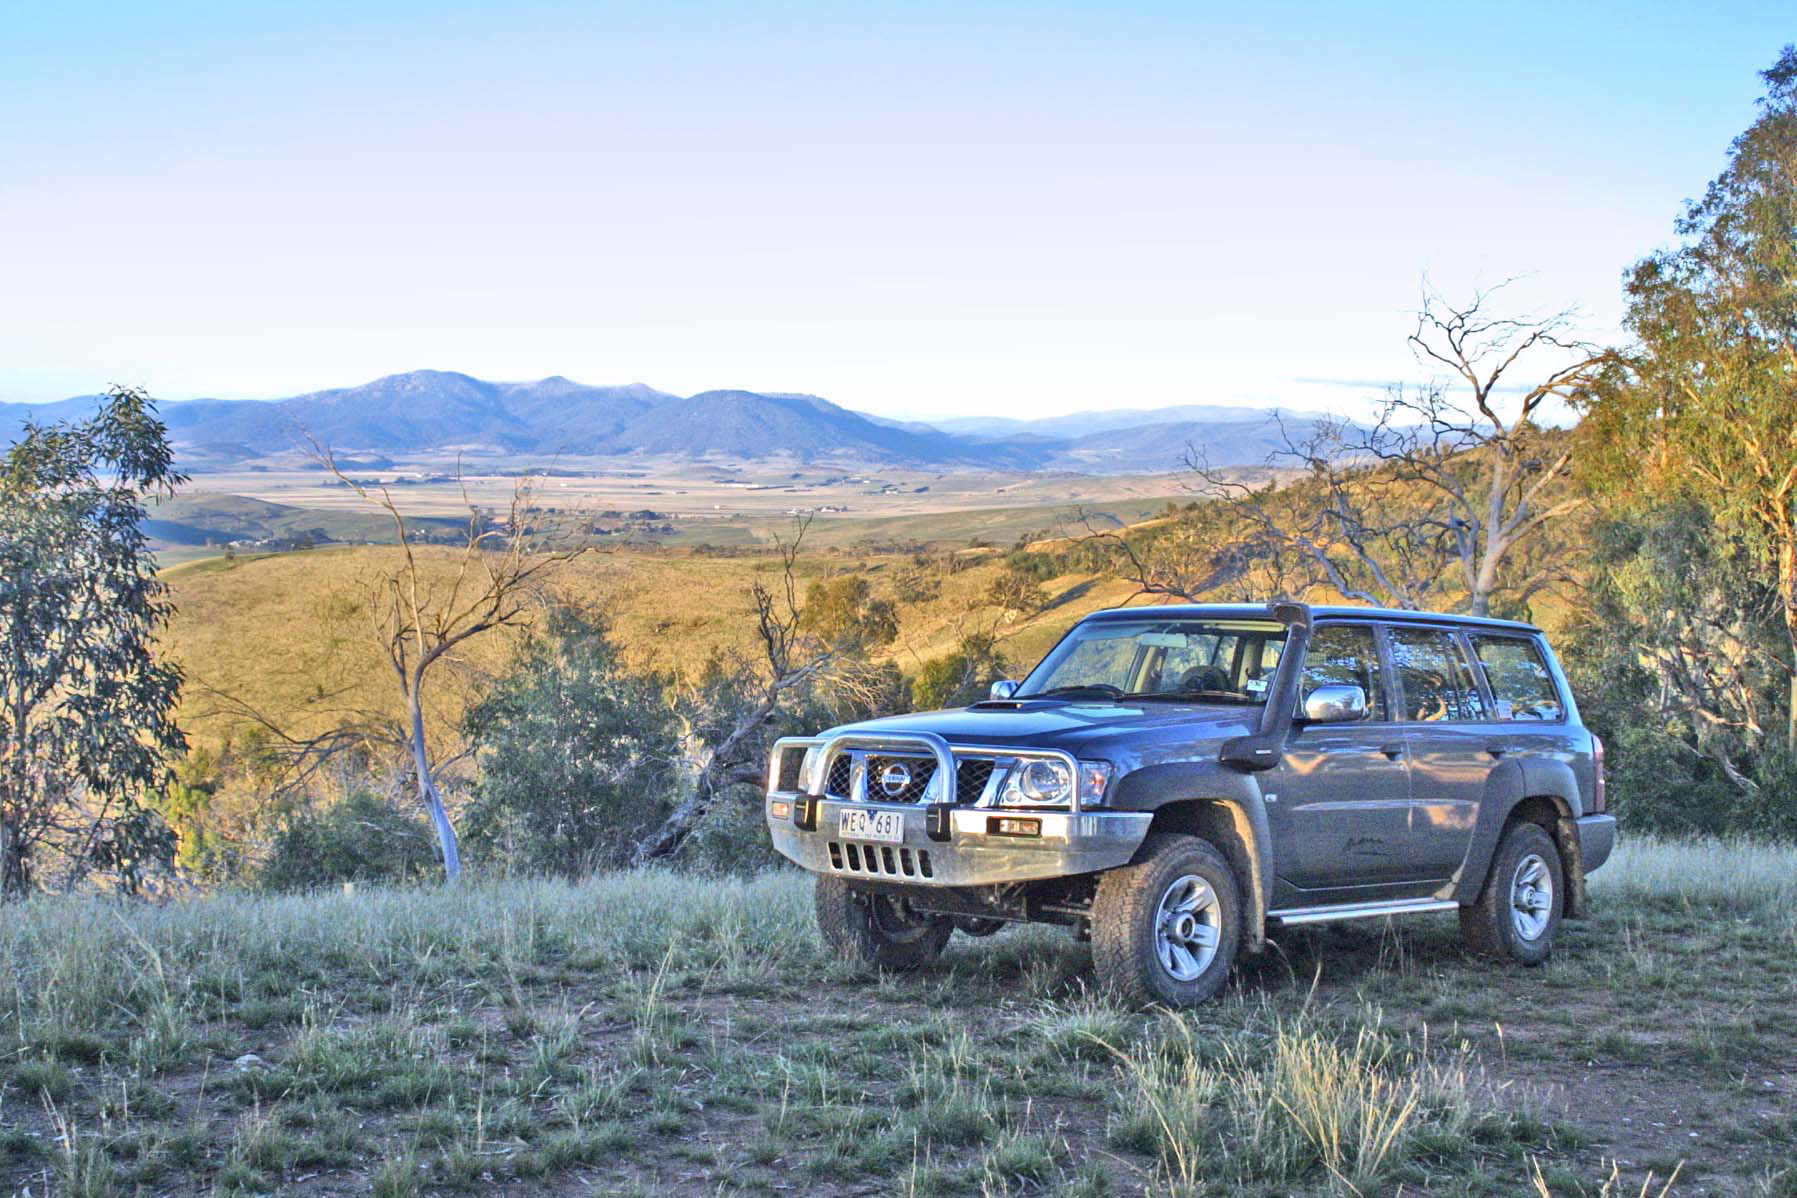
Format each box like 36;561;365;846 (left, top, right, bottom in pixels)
1079;602;1541;633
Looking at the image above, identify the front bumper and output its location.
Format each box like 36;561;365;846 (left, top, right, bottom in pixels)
766;796;1152;887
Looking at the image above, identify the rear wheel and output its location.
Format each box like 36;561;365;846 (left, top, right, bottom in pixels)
1461;820;1563;964
1092;833;1241;1007
815;877;952;971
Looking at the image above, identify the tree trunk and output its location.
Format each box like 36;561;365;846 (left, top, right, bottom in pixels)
409;693;462;880
635;694;776;865
0;812;27;898
1775;531;1797;754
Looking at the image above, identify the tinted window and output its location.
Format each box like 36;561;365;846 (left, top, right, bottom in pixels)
1299;624;1388;721
1473;636;1564;721
1389;628;1489;722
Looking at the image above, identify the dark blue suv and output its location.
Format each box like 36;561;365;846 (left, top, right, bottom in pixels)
766;602;1615;1006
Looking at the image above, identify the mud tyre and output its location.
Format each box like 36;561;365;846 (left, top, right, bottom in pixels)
1461;820;1564;965
1092;833;1241;1007
815;877;952;971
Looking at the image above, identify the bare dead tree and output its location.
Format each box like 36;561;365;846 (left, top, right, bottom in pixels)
634;517;836;863
1109;286;1612;616
311;443;587;879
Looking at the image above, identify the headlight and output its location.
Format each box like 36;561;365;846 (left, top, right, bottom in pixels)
769;744;824;793
799;744;822;793
997;758;1112;807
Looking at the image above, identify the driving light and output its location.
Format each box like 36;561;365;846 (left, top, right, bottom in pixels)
769;799;792;821
990;816;1041;837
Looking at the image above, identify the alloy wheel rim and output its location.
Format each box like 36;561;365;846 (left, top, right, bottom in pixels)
1510;852;1553;941
1154;873;1221;981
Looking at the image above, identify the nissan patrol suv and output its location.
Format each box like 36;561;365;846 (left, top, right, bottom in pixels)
765;602;1615;1006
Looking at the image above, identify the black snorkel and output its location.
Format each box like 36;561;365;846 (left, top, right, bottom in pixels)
1218;601;1311;772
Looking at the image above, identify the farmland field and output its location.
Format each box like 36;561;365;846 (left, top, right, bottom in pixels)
3;837;1792;1196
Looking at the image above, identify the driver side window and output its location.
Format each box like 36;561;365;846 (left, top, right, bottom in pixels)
1299;625;1388;721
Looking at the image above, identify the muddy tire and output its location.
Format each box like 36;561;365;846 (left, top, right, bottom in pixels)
1461;820;1563;964
1092;833;1241;1007
815;877;952;971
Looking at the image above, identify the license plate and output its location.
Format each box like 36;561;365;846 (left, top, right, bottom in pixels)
838;808;905;844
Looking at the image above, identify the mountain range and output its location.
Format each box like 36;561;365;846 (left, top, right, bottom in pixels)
0;371;1334;474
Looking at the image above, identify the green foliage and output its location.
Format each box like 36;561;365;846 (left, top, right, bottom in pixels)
463;609;684;875
258;791;439;891
1564;502;1797;835
913;634;1010;711
1585;45;1797;747
983;566;1048;614
802;574;898;649
0;386;187;896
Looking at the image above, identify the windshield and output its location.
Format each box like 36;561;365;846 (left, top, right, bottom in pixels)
1016;618;1287;704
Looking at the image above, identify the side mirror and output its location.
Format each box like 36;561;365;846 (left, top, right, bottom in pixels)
989;679;1020;701
1302;684;1368;723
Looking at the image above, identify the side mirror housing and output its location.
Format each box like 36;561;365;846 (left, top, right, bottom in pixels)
989;679;1020;701
1301;684;1368;723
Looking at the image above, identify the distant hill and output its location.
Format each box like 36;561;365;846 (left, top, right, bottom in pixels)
931;403;1331;440
1;372;1341;474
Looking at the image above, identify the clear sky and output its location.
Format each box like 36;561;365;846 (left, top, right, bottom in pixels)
0;2;1788;420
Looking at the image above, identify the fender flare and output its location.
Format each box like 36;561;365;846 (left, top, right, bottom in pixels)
1108;761;1274;948
1453;756;1584;908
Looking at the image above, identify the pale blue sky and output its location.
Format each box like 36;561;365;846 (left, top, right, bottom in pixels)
0;2;1787;419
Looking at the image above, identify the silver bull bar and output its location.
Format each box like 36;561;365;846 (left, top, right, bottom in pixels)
763;731;1151;887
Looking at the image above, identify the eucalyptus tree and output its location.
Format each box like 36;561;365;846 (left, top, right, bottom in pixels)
312;444;587;881
0;387;187;896
1585;46;1797;750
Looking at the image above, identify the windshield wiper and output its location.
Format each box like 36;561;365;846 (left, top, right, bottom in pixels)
1123;690;1257;704
1020;684;1123;701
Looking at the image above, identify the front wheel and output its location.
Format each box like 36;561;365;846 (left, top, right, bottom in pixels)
1092;833;1241;1007
1461;820;1564;964
815;877;952;971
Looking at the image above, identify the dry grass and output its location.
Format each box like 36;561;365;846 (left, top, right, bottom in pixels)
4;838;1795;1195
158;543;1135;750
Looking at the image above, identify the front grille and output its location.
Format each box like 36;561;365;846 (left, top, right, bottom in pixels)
866;755;936;803
827;841;935;879
825;756;852;798
821;751;998;804
956;758;996;804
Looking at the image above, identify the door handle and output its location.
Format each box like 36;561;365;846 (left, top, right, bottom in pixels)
1485;744;1507;759
1379;744;1405;760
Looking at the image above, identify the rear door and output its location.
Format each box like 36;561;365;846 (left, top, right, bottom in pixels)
1269;622;1413;894
1387;625;1492;883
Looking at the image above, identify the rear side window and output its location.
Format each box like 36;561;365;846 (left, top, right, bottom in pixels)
1388;628;1489;722
1299;625;1388;721
1473;636;1564;722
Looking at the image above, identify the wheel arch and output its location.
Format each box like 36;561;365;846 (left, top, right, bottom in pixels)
1454;757;1588;917
1110;761;1273;950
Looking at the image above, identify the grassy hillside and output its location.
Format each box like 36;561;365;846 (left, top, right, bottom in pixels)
156;542;1140;752
2;838;1787;1195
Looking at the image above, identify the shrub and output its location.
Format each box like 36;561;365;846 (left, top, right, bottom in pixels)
463;609;684;875
258;791;438;891
912;634;1010;711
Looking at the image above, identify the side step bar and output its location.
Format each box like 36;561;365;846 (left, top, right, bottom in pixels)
1268;898;1459;927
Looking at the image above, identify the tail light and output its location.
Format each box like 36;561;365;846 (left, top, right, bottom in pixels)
1592;734;1607;814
